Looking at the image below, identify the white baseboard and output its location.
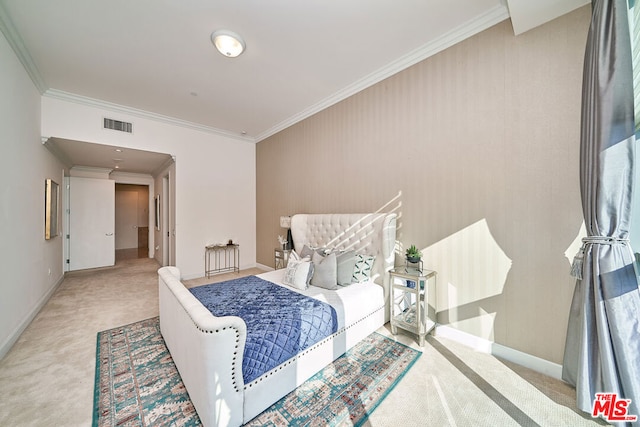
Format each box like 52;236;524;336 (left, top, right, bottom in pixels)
435;324;494;353
435;325;563;380
0;274;65;360
180;271;203;280
181;263;271;281
255;263;273;271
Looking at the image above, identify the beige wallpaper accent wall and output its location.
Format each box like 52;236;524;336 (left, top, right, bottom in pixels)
257;6;590;364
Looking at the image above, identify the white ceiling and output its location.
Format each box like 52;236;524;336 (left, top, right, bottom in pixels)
1;0;588;171
44;137;174;175
506;0;589;35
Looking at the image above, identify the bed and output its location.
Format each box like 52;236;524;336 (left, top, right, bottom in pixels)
158;213;397;427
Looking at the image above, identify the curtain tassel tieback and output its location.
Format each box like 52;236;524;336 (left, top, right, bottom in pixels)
570;236;630;280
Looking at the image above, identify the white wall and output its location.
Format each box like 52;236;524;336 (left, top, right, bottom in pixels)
41;97;256;279
0;31;66;358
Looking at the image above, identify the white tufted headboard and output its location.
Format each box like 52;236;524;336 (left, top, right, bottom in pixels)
290;213;397;320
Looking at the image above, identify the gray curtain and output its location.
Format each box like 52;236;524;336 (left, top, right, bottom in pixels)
563;0;640;424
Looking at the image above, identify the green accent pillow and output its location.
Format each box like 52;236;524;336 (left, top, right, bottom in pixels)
352;253;375;283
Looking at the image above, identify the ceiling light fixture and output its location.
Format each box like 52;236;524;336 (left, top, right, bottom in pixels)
211;30;245;58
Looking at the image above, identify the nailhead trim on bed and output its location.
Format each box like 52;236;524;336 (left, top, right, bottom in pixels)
177;297;385;393
169;287;385;393
243;304;385;390
173;300;244;393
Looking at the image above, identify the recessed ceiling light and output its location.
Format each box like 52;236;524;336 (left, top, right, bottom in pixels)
114;148;123;153
211;30;245;58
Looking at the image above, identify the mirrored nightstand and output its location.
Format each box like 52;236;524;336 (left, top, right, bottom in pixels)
274;247;291;270
389;267;437;346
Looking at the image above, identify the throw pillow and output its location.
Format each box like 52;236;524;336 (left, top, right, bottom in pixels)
336;250;357;286
311;251;338;290
300;245;316;259
283;251;313;290
352;253;375;283
301;245;333;258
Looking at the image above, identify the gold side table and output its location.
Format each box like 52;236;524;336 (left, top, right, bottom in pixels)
205;244;239;277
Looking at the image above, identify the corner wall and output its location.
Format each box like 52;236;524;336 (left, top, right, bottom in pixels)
0;30;66;358
256;7;590;364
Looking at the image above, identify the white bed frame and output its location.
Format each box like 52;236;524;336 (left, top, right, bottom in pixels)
158;213;397;427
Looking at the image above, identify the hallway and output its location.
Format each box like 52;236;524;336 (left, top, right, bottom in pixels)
115;247;149;262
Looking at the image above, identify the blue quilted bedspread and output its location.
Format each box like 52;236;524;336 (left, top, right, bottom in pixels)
189;276;338;384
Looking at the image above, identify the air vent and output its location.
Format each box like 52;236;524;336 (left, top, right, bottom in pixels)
103;118;133;133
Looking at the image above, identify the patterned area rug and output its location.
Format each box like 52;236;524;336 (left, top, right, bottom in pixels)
93;317;420;427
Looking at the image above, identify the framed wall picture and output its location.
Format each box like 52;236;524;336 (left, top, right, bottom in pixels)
45;178;59;240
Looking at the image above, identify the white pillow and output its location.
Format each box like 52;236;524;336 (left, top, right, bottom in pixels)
283;251;313;290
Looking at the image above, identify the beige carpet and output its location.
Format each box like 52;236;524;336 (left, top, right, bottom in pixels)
0;258;609;426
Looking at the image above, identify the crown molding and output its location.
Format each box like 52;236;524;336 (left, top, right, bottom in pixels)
152;155;176;177
69;166;113;178
1;2;253;144
109;171;154;184
255;3;510;142
42;89;257;143
0;1;47;93
4;1;510;144
41;137;73;168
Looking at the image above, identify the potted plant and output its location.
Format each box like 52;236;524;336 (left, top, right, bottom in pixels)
405;245;422;263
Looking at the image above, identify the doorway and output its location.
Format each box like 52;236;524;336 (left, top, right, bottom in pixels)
115;183;149;262
45;139;175;271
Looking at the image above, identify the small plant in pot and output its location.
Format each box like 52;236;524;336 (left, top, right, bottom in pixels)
405;245;422;263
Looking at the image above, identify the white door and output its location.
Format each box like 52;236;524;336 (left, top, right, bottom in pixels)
69;177;115;270
115;190;138;250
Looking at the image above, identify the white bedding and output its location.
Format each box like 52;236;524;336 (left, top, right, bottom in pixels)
256;268;385;331
159;212;397;426
238;267;387;421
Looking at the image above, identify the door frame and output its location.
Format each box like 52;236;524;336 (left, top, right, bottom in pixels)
114;188;140;250
162;174;169;266
110;172;155;258
63;176;70;272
